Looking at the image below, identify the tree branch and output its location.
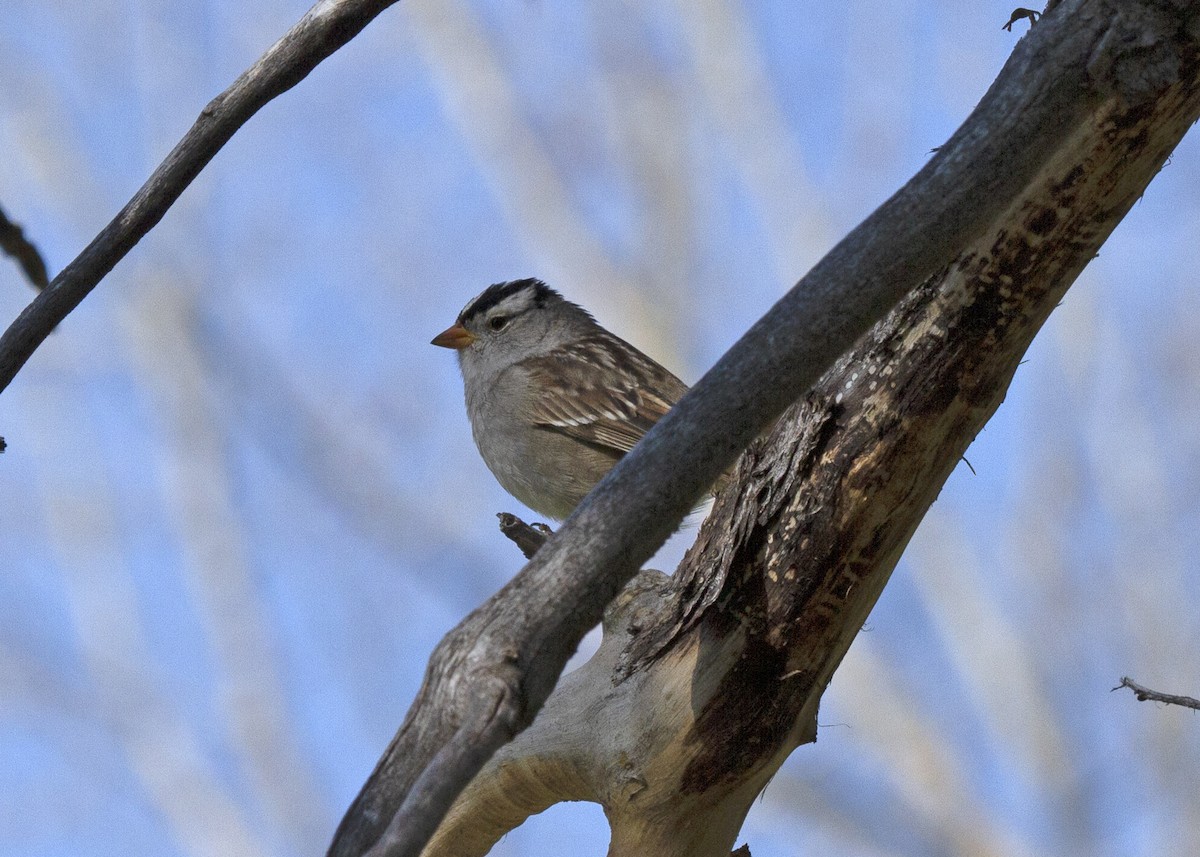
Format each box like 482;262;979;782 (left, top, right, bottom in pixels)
1115;677;1200;711
331;3;1200;855
0;0;402;394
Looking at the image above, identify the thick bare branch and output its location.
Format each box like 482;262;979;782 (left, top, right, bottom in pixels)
331;3;1200;856
0;0;402;394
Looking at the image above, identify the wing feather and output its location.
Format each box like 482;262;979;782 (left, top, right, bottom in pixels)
523;335;687;455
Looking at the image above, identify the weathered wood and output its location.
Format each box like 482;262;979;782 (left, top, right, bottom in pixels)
336;4;1200;856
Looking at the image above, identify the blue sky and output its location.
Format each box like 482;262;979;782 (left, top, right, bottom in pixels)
2;2;1199;856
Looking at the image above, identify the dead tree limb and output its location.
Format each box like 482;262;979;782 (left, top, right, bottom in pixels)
332;3;1200;856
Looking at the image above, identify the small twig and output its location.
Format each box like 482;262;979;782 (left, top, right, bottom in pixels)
0;205;50;290
497;513;552;559
1003;8;1041;32
1114;677;1200;711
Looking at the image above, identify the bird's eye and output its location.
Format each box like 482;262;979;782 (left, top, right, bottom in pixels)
489;315;509;331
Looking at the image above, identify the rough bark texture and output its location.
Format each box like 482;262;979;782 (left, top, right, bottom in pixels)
331;3;1200;856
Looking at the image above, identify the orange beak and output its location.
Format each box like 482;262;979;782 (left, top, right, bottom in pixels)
431;323;476;350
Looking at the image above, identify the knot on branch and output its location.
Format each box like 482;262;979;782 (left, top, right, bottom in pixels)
421;614;530;735
468;654;528;736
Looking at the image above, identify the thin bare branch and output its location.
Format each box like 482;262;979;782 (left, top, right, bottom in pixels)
1116;677;1200;711
0;0;402;394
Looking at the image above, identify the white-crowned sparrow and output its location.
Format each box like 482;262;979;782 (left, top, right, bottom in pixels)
432;278;689;520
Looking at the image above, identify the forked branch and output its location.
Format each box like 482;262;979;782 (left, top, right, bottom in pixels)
332;4;1200;856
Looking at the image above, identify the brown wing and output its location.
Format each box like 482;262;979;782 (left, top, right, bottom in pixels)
523;335;688;455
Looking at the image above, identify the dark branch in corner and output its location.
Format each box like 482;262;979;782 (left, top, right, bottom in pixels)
1115;677;1200;712
0;205;49;290
0;0;403;395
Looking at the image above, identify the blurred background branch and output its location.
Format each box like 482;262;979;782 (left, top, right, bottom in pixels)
0;203;50;290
